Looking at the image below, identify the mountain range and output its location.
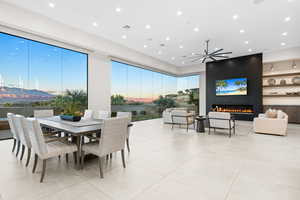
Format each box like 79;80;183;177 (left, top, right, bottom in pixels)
0;87;55;103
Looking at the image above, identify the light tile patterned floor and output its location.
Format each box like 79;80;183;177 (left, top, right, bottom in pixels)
0;119;300;200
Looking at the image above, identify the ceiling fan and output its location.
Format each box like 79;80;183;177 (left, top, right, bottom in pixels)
187;40;232;63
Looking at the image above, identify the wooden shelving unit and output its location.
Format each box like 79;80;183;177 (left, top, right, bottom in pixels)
263;94;300;97
263;84;300;88
263;72;300;78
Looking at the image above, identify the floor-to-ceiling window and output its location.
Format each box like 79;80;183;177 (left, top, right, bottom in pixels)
0;32;88;118
111;61;199;121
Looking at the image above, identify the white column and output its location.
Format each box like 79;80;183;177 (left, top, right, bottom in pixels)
199;72;206;116
88;52;111;112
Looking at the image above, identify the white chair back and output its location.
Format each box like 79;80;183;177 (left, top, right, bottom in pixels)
82;109;93;120
13;115;31;148
208;112;231;129
7;113;19;140
98;117;128;156
25;118;47;157
171;110;189;124
117;112;132;122
34;110;54;118
95;110;111;120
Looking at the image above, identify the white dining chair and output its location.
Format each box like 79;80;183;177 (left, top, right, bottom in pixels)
25;118;77;182
13;115;32;166
82;109;93;120
7;113;20;156
34;110;54;118
81;117;128;178
95;110;111;120
117;112;132;152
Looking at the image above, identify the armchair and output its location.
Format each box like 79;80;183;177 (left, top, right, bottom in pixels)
207;112;235;137
171;110;195;132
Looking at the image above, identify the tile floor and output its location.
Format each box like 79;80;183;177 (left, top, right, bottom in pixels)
0;119;300;200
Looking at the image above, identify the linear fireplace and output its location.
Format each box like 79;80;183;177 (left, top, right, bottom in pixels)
212;104;254;114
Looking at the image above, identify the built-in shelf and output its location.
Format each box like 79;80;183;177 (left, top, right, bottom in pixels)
263;84;300;88
263;72;300;78
263;94;300;97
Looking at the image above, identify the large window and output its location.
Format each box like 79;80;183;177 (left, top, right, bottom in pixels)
0;32;88;118
111;61;199;121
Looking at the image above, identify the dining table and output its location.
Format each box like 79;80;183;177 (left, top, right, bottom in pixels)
37;116;133;170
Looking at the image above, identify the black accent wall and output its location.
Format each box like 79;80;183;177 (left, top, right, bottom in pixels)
206;54;263;120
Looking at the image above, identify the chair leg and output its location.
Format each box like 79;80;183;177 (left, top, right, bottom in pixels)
73;152;77;164
66;153;69;163
40;159;47;183
32;154;38;173
81;151;85;169
12;138;16;152
16;141;21;157
20;145;25;161
98;157;104;178
186;124;189;132
121;149;126;168
110;153;112;159
229;128;231;138
126;138;130;152
208;127;211;135
25;148;31;167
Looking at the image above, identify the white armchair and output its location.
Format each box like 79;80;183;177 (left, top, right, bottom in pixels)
163;107;188;123
171;110;195;132
253;111;288;136
208;112;235;137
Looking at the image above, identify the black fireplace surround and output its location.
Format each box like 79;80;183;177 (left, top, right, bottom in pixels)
206;54;263;121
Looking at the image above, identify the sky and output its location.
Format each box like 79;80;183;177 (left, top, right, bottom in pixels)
0;32;87;93
216;78;247;91
111;61;199;99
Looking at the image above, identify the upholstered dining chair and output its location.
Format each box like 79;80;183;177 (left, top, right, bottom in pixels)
13;115;32;166
25;118;77;183
7;113;20;156
117;112;132;152
81;117;128;178
82;109;94;120
95;110;111;120
171;110;195;132
33;110;54;118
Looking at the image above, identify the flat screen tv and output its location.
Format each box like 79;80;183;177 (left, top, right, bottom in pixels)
216;78;247;96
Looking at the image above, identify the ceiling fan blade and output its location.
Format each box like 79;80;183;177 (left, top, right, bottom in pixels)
187;55;203;59
213;52;232;55
201;57;207;63
213;55;229;58
210;48;224;55
209;56;217;61
204;49;208;55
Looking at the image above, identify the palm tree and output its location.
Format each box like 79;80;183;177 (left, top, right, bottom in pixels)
216;80;228;92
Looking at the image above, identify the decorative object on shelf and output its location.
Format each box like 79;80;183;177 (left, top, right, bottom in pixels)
292;60;297;69
60;115;81;122
270;64;274;71
267;78;276;86
292;77;300;85
280;79;287;85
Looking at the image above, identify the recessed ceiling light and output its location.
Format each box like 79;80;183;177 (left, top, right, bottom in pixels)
284;16;291;22
92;22;98;27
191;52;195;55
233;14;239;20
171;57;175;60
122;35;127;39
248;48;252;52
145;24;151;29
282;32;288;36
281;42;286;46
179;45;183;49
177;10;183;16
244;41;249;44
115;7;122;12
48;2;55;8
193;27;199;32
158;50;162;55
166;36;170;41
182;61;185;64
240;29;245;34
143;45;148;48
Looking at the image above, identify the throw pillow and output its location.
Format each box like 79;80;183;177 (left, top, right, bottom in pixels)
265;109;277;118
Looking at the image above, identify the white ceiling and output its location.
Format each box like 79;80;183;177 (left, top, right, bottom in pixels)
2;0;300;67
